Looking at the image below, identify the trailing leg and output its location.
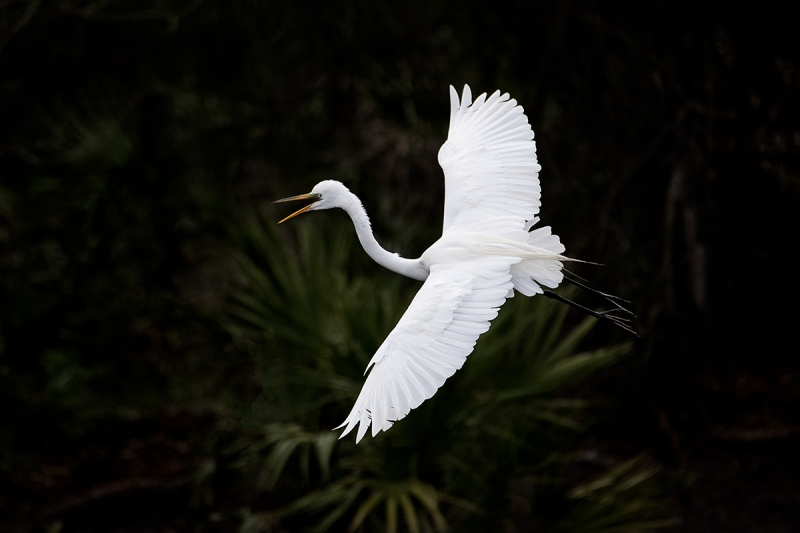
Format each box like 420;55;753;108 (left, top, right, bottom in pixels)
542;287;638;336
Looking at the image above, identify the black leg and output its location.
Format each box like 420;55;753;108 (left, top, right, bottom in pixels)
563;277;635;316
543;290;639;337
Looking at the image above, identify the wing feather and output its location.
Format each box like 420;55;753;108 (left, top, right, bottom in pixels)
336;86;564;442
439;85;542;236
337;257;515;441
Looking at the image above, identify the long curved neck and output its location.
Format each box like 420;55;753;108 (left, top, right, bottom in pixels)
341;195;428;281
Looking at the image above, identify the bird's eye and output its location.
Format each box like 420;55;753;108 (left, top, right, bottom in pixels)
313;193;323;201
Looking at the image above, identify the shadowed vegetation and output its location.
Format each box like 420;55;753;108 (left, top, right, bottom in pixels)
1;0;798;531
218;209;665;532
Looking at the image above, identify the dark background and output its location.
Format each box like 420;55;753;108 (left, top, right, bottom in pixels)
1;1;799;531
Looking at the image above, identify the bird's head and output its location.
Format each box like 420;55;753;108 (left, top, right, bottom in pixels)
273;180;353;223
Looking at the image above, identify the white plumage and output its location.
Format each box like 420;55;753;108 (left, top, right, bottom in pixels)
274;85;567;442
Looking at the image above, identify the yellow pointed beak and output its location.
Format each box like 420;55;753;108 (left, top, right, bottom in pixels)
272;193;322;224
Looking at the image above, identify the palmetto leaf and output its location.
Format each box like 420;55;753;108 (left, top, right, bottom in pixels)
221;205;669;532
229;423;340;490
560;455;680;533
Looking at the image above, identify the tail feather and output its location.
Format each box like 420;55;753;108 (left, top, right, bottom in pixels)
510;225;565;297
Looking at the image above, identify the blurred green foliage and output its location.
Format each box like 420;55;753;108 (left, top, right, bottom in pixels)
213;209;668;532
1;0;798;531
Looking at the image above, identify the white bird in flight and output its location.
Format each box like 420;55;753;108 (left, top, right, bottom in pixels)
274;85;633;443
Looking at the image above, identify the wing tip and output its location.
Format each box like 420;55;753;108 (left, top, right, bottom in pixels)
461;84;472;108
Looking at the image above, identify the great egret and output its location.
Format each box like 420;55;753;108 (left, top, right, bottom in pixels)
274;85;632;443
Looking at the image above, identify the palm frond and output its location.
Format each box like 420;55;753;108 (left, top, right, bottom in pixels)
220;205;671;533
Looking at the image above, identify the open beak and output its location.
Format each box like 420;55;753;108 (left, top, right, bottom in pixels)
272;193;321;224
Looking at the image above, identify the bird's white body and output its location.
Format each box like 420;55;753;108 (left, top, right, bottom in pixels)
277;85;567;442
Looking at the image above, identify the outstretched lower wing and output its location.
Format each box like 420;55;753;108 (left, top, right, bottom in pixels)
337;256;517;442
438;85;542;238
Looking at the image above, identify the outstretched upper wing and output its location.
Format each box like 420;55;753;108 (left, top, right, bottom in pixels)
337;256;517;442
438;85;542;238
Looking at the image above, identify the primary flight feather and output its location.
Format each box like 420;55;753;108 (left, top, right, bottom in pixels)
275;85;569;442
